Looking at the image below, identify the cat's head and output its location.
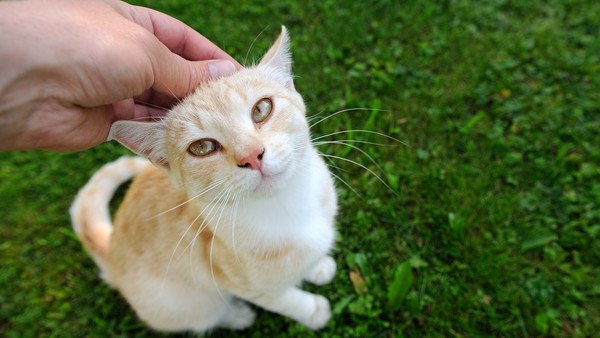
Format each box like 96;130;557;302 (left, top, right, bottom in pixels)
108;27;309;199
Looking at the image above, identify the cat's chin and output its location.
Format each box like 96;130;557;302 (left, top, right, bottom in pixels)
248;171;290;197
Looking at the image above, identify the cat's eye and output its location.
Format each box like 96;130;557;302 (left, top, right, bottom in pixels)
188;139;220;157
252;98;273;123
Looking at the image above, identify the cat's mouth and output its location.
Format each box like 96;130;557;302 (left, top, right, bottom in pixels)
250;169;287;194
245;155;294;195
259;170;283;183
261;171;282;181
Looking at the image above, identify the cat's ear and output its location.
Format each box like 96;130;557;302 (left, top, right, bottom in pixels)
107;121;169;169
259;26;294;89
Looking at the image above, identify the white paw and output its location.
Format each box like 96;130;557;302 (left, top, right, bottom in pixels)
303;295;331;330
306;256;337;285
220;301;256;330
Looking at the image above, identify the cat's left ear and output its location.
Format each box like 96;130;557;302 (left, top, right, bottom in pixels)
259;26;294;89
107;120;170;169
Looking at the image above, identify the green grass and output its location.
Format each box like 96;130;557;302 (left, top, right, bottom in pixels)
1;0;599;336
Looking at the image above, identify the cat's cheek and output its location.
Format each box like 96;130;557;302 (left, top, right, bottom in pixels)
177;160;223;198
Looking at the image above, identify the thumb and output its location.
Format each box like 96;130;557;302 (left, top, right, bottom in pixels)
151;52;237;97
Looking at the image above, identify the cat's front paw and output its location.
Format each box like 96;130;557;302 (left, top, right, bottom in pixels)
305;256;337;285
302;295;331;330
219;300;256;330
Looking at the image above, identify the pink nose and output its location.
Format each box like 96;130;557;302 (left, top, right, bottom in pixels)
237;148;265;171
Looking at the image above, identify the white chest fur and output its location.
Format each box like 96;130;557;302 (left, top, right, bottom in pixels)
224;148;335;253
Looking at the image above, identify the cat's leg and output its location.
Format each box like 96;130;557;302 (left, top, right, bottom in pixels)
217;299;256;330
305;256;337;285
132;295;232;333
119;275;236;333
234;287;331;330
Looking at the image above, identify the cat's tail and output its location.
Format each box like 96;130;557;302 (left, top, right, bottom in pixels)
70;156;150;265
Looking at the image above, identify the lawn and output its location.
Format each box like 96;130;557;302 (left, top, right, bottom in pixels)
1;0;599;336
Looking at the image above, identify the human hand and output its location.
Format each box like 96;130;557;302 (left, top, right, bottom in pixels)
0;0;240;151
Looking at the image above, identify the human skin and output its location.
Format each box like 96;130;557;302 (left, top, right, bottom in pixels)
0;0;241;151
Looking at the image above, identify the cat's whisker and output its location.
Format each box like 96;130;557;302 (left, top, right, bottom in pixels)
160;180;226;289
183;185;230;281
231;192;244;263
224;192;244;309
186;186;231;287
318;156;360;195
320;153;399;196
313;139;396;147
136;101;170;112
244;26;270;66
309;107;390;129
322;157;350;174
156;80;184;106
312;129;407;146
314;140;386;174
307;116;324;124
185;186;230;254
329;168;361;197
163;188;225;289
306;108;327;123
159;210;205;294
129;116;168;122
147;178;227;220
208;185;236;303
306;116;322;124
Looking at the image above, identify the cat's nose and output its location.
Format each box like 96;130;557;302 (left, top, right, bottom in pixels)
237;148;265;171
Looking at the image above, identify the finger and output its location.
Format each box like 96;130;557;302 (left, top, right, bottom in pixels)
150;47;236;97
129;5;241;68
111;99;136;121
132;103;168;120
133;90;180;110
112;98;168;121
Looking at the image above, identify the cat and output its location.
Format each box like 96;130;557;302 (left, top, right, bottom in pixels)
70;26;338;332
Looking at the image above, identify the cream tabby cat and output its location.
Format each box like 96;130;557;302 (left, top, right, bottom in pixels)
70;27;338;332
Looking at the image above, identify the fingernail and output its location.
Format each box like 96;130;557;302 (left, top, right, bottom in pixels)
208;60;236;80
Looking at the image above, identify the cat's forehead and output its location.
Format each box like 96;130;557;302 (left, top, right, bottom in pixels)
193;68;281;105
168;67;291;123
